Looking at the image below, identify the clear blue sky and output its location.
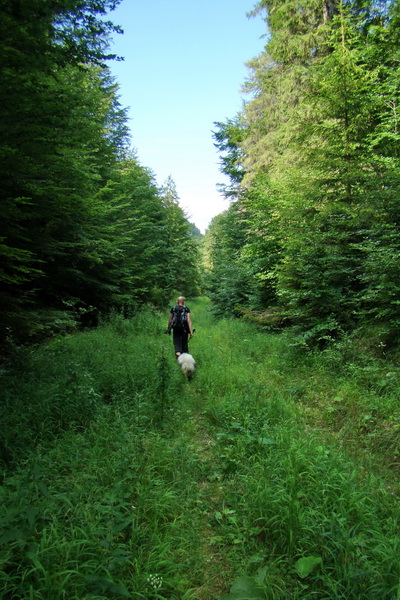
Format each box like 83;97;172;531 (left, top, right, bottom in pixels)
108;0;267;233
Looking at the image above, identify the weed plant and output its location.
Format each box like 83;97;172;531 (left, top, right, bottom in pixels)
1;298;400;599
0;310;181;469
0;403;204;599
189;303;400;599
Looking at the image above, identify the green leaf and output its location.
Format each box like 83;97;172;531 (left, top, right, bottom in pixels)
220;575;265;599
112;519;132;533
294;556;322;578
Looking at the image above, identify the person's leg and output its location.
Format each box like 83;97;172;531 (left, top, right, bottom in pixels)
173;328;183;357
182;332;189;354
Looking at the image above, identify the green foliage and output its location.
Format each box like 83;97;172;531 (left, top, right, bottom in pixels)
159;176;201;299
92;160;168;309
1;300;400;598
203;206;253;317
357;225;400;340
294;556;322;579
203;177;280;319
0;311;179;469
0;2;200;347
220;569;267;599
213;117;246;197
209;0;400;347
0;0;125;344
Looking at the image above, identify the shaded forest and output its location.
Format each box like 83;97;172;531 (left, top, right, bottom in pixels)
0;0;200;349
2;0;400;349
207;0;400;349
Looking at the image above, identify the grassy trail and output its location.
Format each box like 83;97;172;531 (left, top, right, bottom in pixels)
1;298;400;599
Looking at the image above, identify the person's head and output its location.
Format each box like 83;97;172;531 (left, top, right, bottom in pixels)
177;296;185;305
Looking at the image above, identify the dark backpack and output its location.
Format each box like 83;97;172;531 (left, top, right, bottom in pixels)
171;305;189;330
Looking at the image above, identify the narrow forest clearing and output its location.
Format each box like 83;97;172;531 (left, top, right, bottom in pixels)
1;298;400;599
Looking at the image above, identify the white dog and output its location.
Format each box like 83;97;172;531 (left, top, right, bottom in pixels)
177;353;196;380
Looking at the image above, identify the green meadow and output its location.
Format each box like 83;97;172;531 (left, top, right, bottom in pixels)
1;298;400;599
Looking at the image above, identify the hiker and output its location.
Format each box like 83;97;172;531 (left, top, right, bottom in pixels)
166;296;193;358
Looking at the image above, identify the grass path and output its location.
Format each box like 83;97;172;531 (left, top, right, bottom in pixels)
1;297;400;599
177;390;234;599
159;298;400;598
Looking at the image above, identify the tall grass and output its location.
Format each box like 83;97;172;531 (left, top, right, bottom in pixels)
188;303;400;598
0;310;181;469
1;298;400;599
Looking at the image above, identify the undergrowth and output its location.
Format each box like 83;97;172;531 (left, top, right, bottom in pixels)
1;297;399;599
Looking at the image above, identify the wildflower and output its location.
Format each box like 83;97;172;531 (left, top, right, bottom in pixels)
147;574;163;590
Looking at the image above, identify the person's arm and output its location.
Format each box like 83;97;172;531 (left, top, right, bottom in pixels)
187;313;193;337
165;310;173;333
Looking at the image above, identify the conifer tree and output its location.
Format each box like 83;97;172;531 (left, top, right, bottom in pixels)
0;1;124;341
0;0;205;349
159;177;201;298
212;0;400;345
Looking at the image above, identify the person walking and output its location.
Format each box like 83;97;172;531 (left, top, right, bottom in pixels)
167;296;193;358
